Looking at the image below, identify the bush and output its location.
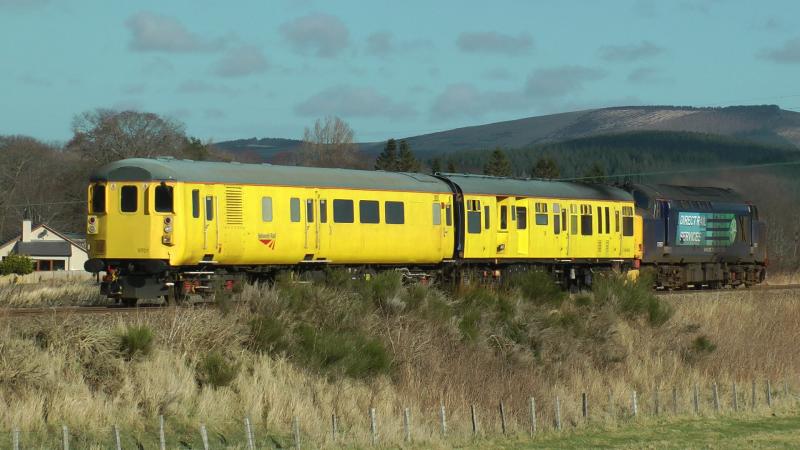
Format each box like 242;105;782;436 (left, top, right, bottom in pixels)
692;335;717;353
359;271;402;313
118;325;153;360
197;352;239;388
458;309;482;342
295;324;390;379
248;316;286;353
506;271;565;306
0;254;34;275
593;273;673;326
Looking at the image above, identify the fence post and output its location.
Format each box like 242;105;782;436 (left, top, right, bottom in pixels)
693;384;700;415
62;425;69;450
369;408;377;446
582;392;588;420
470;404;478;437
13;427;19;450
159;415;166;450
631;390;638;417
293;415;301;450
733;382;739;412
499;400;507;435
672;387;678;415
403;407;411;443
440;403;447;436
529;397;537;435
555;396;562;431
200;424;209;450
713;383;720;413
654;388;660;416
767;380;773;408
332;412;338;443
244;417;254;450
752;379;757;411
113;425;121;450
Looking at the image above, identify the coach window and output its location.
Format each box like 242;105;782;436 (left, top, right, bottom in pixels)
622;206;634;236
517;206;527;229
385;201;404;224
91;184;106;213
500;205;508;230
615;209;620;233
320;199;328;223
205;196;214;221
467;199;481;234
154;184;173;213
192;190;200;218
535;202;547;226
360;200;380;224
596;206;603;234
306;199;314;223
552;204;561;234
446;205;452;226
261;197;273;222
289;198;301;222
432;202;441;225
120;186;137;213
581;205;593;235
561;209;567;232
604;207;610;234
482;205;490;229
333;199;354;223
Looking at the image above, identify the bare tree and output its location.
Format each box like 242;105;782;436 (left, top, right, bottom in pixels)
295;116;364;168
67;109;187;164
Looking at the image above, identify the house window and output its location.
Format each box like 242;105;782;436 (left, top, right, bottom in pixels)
120;186;137;212
333;199;354;223
91;184;106;213
154;185;173;213
360;200;380;224
385;201;404;224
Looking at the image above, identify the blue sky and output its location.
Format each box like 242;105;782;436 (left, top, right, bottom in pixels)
1;0;799;143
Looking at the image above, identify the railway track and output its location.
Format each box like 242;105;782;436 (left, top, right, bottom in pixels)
654;284;800;296
0;302;213;317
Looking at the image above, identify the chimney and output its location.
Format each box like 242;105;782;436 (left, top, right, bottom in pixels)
22;219;32;242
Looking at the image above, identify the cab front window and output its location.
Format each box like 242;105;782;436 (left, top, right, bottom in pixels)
155;184;174;213
90;184;106;213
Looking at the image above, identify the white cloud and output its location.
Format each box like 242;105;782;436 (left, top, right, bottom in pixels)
280;13;349;58
126;11;227;52
212;45;270;77
295;85;415;118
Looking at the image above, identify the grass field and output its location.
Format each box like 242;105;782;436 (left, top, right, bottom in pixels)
0;273;798;447
484;413;800;449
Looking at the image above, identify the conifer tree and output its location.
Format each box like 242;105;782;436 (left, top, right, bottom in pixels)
446;160;456;173
583;162;606;183
532;156;560;179
375;138;398;170
483;148;512;177
397;140;421;172
429;157;442;174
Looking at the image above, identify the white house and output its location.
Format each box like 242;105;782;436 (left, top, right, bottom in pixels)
0;220;88;271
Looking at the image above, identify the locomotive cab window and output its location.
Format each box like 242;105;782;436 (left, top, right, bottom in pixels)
446;205;452;226
360;200;380;224
120;186;137;213
90;184;106;213
333;199;354;223
385;201;404;224
261;197;273;222
432;202;441;225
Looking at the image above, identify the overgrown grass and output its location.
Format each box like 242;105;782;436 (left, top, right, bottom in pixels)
0;275;797;447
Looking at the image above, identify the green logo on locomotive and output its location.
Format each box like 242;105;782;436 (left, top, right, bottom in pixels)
676;212;737;247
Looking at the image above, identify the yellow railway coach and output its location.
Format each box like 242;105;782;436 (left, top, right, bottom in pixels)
84;158;641;303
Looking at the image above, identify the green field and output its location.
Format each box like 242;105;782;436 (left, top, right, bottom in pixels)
479;413;800;449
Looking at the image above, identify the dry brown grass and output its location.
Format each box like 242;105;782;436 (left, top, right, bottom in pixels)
0;280;796;448
0;276;102;307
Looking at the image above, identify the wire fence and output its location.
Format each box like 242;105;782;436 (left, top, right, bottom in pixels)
2;379;796;449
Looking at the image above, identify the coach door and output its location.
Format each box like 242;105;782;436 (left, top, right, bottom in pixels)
516;198;529;255
203;195;218;254
304;193;320;257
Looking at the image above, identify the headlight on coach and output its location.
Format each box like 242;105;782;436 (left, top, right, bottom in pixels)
87;216;98;234
162;216;174;246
